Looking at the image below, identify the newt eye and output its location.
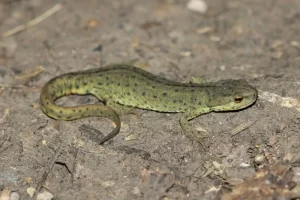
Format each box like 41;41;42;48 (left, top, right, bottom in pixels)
234;95;243;103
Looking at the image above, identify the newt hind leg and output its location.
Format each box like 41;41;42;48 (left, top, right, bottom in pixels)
106;101;141;117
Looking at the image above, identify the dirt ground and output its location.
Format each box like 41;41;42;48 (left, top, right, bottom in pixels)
0;0;300;199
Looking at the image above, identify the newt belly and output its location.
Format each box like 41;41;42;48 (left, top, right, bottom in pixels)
40;64;258;144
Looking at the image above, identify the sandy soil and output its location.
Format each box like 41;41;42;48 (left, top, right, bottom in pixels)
0;0;299;199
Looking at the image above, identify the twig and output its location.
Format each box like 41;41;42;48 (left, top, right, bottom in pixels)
230;119;259;136
33;146;62;199
2;4;63;38
14;65;45;82
0;84;25;89
0;109;9;124
0;87;4;95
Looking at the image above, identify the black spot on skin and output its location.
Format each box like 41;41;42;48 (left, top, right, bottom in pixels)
132;89;136;92
106;77;109;80
164;105;167;108
206;90;211;96
75;85;79;89
73;109;76;112
66;116;72;120
86;90;90;93
86;107;89;111
175;89;179;92
127;92;131;95
163;92;167;96
98;82;103;85
117;83;121;86
191;89;195;92
83;82;87;86
153;95;157;99
179;100;183;103
132;75;136;78
68;85;72;90
198;102;202;105
46;101;49;105
134;83;138;87
173;100;177;103
152;85;156;89
60;110;63;114
183;103;186;106
142;92;146;96
79;109;82;112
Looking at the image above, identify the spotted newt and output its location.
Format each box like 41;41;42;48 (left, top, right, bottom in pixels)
40;64;258;144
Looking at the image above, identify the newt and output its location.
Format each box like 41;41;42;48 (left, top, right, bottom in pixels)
40;64;258;144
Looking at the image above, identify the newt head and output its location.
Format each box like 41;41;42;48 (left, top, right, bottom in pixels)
204;79;258;112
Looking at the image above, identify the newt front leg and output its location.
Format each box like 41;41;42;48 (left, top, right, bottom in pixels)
179;107;212;142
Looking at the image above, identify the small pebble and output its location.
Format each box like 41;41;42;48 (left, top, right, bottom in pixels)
37;191;54;200
86;19;99;28
27;187;35;197
239;162;251;167
254;154;265;165
0;188;11;200
10;192;20;200
92;44;103;52
186;0;208;14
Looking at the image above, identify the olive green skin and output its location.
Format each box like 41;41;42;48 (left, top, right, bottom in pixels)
40;64;258;144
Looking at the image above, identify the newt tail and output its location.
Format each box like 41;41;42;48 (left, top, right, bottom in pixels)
39;73;121;145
